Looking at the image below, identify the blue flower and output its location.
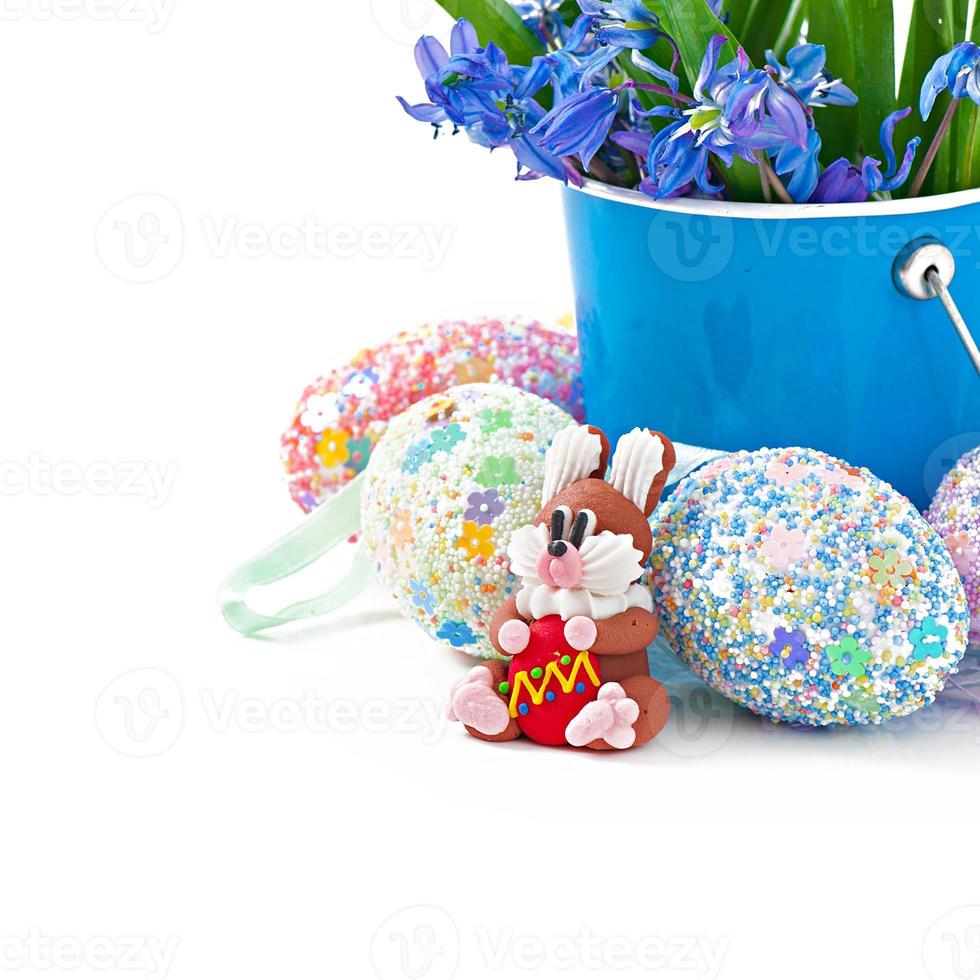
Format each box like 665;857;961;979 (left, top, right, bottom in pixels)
532;87;621;169
429;422;466;455
772;128;823;202
809;108;920;202
766;43;858;108
397;19;568;182
640;119;723;199
513;0;576;47
921;41;980;119
409;578;436;616
402;440;431;474
437;621;478;648
909;616;949;659
808;158;869;203
635;34;809;200
685;36;808;159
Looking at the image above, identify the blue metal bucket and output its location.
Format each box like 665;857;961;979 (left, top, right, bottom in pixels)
563;183;980;510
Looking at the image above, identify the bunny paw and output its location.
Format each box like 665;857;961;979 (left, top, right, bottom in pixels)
448;666;511;736
564;682;639;750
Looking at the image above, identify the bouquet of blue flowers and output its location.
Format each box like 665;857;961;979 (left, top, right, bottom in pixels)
397;0;980;203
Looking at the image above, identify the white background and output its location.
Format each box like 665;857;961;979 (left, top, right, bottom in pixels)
4;2;980;980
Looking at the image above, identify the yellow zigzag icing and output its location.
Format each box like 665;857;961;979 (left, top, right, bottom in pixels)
508;651;600;717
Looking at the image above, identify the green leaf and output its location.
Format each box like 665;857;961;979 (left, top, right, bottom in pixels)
829;0;895;159
434;0;545;68
644;0;764;201
727;0;803;63
898;0;967;195
951;4;980;191
805;0;860;164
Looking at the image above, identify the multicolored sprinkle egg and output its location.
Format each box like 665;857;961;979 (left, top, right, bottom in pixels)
650;447;969;726
926;445;980;644
361;383;574;659
281;317;583;513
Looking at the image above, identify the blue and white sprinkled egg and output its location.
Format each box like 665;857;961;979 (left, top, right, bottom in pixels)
650;448;969;726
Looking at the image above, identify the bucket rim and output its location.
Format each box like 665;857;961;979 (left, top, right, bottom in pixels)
568;179;980;220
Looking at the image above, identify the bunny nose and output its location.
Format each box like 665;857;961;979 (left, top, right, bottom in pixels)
548;541;568;557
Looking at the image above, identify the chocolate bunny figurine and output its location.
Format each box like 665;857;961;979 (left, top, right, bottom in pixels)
448;424;676;750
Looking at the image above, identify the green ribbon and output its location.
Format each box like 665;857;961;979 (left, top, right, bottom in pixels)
220;474;374;636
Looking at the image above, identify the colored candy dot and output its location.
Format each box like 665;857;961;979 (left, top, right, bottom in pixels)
545;691;556;702
497;681;510;695
575;682;586;694
518;703;529;715
560;655;572;665
530;667;543;679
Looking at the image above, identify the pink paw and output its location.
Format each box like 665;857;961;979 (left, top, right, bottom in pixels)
447;666;510;736
497;618;531;656
563;615;597;650
564;682;640;750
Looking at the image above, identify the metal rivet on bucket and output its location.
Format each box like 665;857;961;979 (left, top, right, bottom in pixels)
894;236;980;377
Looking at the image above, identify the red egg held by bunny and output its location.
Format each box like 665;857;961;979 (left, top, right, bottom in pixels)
505;615;602;746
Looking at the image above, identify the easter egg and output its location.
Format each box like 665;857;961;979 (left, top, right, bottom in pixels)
650;447;970;726
506;615;602;745
281;317;583;513
361;383;574;659
926;445;980;644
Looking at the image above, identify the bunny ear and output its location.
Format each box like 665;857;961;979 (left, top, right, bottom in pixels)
609;429;676;516
541;424;609;505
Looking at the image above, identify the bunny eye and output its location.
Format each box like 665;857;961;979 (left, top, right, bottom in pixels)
550;505;572;542
570;509;596;548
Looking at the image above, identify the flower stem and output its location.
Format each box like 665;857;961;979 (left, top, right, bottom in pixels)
756;151;773;203
538;20;558;51
908;97;962;198
579;154;624;187
757;154;794;204
626;81;694;104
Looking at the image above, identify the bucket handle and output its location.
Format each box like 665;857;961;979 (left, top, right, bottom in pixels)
893;237;980;378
